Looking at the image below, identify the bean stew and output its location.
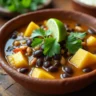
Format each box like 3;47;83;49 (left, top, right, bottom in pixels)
5;18;96;79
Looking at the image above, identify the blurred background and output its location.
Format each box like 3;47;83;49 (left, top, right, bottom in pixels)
0;0;73;27
0;0;96;26
0;0;73;18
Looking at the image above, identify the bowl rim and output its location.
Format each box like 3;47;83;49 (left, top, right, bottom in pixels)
73;0;96;9
0;9;96;84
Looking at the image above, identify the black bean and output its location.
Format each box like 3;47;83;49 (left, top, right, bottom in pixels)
36;58;43;67
59;41;65;48
18;68;28;73
54;60;61;67
83;67;92;73
62;66;73;74
60;40;65;45
27;39;32;47
6;46;14;52
33;50;43;57
43;61;51;68
54;54;61;60
48;66;58;72
61;73;71;79
11;34;17;39
75;23;81;26
88;29;96;35
44;56;52;61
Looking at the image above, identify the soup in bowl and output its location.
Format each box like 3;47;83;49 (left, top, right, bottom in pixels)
0;9;96;94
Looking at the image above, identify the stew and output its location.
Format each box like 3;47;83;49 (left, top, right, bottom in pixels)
5;18;96;79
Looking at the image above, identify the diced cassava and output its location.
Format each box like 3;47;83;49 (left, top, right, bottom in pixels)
32;68;55;79
24;21;39;37
8;52;28;68
70;48;96;69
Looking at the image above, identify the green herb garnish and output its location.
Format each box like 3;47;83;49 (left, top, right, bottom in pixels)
31;28;60;57
66;32;86;54
0;0;46;13
30;0;46;11
44;38;60;57
32;28;52;38
31;38;43;47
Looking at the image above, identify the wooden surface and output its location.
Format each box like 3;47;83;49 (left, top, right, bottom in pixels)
0;0;96;96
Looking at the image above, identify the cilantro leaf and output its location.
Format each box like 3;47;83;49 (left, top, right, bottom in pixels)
66;39;82;54
45;30;52;36
32;28;45;38
32;28;52;38
72;32;86;39
31;28;60;57
66;32;86;54
0;0;46;13
31;38;43;47
33;0;46;4
30;3;37;11
44;38;60;57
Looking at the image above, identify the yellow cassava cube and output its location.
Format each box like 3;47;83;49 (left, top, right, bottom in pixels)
32;68;55;79
87;36;96;46
8;52;28;68
70;48;96;69
24;21;39;37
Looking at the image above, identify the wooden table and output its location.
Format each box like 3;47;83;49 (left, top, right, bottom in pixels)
0;0;96;96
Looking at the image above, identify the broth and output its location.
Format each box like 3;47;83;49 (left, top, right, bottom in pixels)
5;19;96;79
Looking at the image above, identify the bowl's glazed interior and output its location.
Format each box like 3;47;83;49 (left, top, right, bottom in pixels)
0;9;96;94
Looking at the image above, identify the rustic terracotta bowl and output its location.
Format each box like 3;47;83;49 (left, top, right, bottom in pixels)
0;0;52;18
0;9;96;94
72;0;96;17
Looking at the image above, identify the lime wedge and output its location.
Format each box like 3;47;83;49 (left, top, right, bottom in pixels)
46;18;67;42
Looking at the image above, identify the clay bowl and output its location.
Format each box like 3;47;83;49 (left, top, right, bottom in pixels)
0;0;52;18
0;9;96;94
72;0;96;17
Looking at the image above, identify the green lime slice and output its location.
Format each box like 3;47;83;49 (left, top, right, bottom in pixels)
46;18;67;42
